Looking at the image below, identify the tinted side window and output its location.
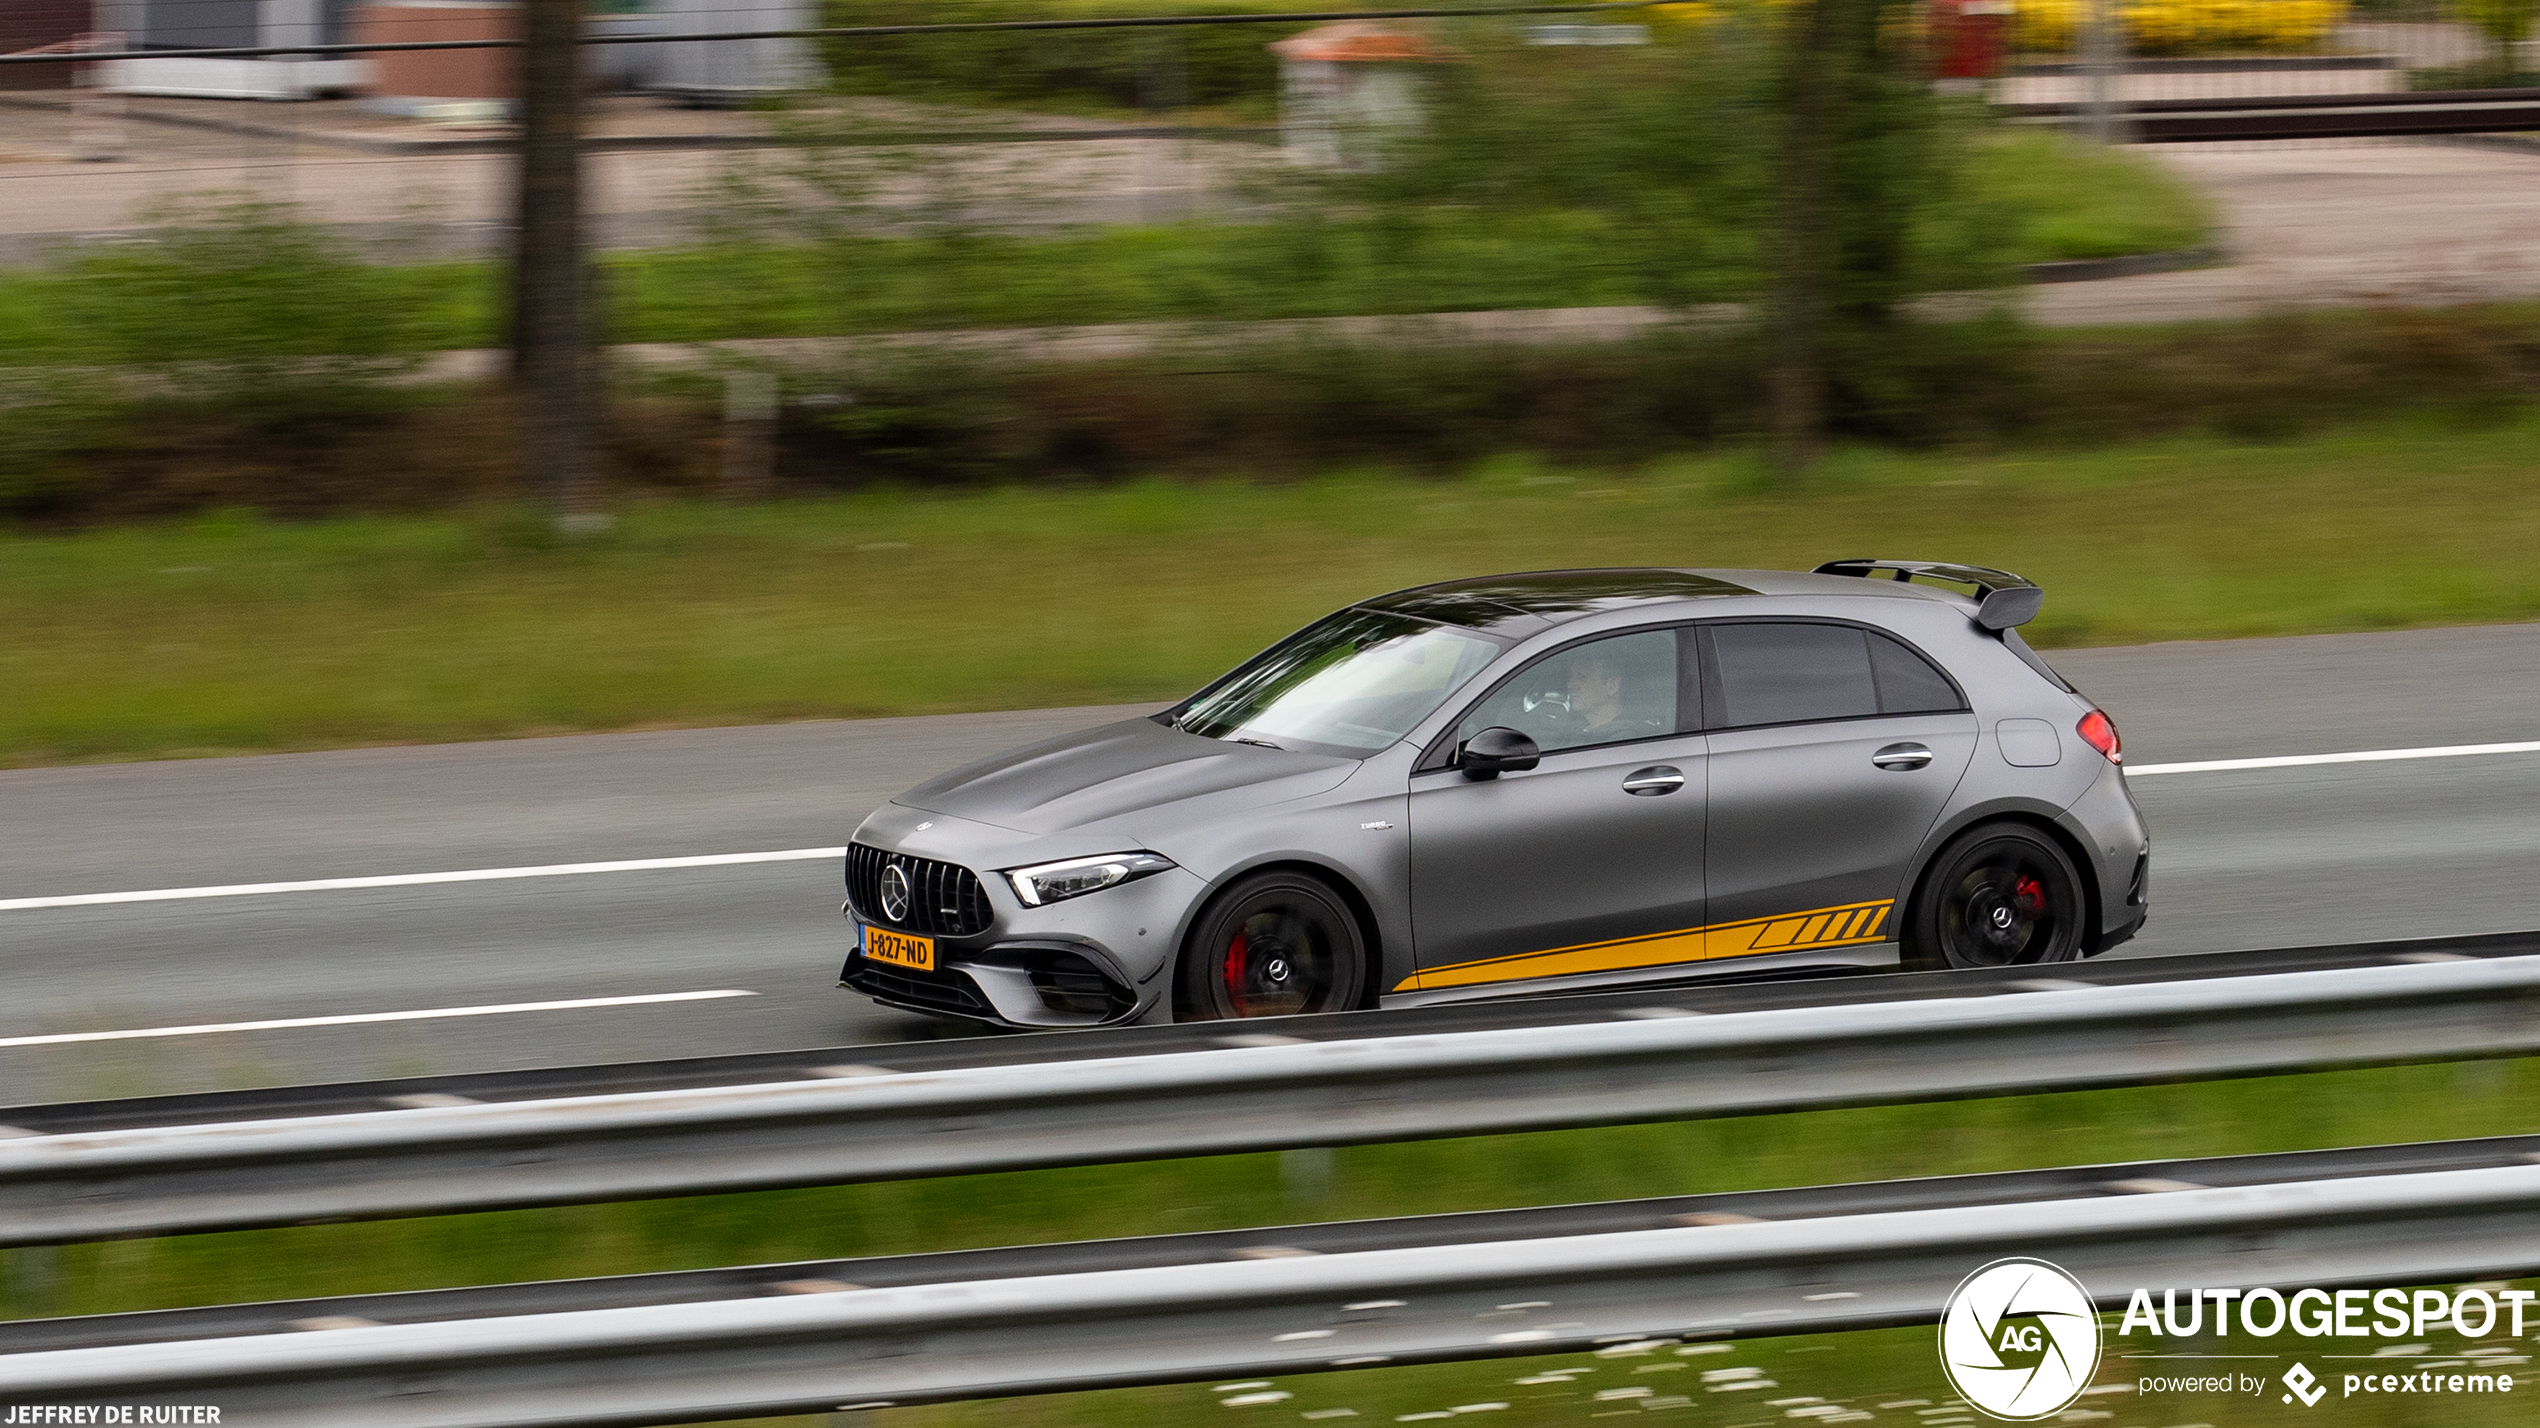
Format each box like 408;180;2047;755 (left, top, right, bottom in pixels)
1710;623;1877;727
1456;629;1680;754
1868;632;1965;714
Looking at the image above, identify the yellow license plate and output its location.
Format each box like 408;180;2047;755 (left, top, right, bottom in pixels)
865;926;935;973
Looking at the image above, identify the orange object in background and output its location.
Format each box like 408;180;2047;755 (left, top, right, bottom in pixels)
1931;0;2013;81
351;0;518;103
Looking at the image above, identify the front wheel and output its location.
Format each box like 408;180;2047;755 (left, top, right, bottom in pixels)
1177;871;1367;1021
1906;824;2087;970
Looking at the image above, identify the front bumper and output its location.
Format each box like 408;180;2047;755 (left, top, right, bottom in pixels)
839;856;1208;1028
840;928;1148;1027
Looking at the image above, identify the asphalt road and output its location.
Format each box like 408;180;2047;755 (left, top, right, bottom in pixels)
3;622;2537;1106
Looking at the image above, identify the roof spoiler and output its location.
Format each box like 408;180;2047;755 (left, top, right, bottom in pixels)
1812;559;2043;631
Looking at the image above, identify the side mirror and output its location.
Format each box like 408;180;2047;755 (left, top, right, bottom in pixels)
1457;726;1541;780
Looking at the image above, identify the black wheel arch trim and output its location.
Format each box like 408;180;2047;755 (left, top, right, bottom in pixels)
1896;800;2115;958
1179;854;1390;1012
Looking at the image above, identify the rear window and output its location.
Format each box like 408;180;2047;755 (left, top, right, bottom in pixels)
1710;623;1966;727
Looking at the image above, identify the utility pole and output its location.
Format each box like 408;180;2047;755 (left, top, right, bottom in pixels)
2083;0;2124;145
513;0;602;528
1767;0;1841;483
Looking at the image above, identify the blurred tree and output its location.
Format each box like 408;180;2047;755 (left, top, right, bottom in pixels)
1768;0;1840;480
1772;0;1973;478
513;0;601;526
1307;11;1994;481
2454;0;2537;53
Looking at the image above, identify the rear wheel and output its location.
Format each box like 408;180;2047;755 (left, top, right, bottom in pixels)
1177;871;1367;1021
1907;823;2087;970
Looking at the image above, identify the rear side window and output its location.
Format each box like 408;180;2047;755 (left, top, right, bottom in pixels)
1710;623;1877;727
1868;632;1965;714
1708;623;1966;728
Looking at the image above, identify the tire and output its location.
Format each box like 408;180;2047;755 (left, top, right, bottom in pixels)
1176;870;1368;1021
1905;823;2088;970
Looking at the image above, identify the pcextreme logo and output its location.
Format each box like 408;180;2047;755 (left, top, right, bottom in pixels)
2283;1363;2327;1407
1938;1258;2103;1421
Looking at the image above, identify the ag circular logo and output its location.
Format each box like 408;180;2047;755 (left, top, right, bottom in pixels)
1938;1258;2101;1420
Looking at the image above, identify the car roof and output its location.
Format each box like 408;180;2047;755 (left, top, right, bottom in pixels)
1357;567;1964;635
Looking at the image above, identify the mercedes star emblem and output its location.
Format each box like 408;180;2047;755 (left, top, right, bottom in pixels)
880;862;912;923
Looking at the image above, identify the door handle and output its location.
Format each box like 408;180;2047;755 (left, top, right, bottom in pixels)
1872;743;1934;771
1622;766;1685;796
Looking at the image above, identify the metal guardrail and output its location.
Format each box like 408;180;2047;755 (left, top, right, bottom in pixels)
13;929;2536;1139
2001;87;2540;142
7;1159;2540;1425
6;953;2540;1246
0;0;1697;65
11;1130;2536;1356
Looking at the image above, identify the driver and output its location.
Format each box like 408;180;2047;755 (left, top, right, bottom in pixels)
1565;648;1651;744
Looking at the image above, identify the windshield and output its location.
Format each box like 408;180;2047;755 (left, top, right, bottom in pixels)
1174;610;1503;758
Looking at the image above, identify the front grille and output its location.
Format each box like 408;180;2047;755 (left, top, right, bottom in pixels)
845;961;990;1015
846;843;994;937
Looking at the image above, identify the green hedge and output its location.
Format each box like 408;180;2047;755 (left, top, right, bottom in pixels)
10;305;2540;522
818;0;1326;113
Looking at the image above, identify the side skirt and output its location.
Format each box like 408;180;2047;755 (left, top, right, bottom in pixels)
1378;943;1902;1010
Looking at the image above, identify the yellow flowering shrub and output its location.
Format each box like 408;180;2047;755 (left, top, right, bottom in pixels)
2015;0;2348;54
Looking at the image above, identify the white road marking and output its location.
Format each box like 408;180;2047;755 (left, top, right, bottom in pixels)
2;739;2535;915
2125;739;2540;777
0;990;758;1048
0;847;848;913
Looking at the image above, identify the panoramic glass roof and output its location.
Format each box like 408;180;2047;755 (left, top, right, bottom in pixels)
1357;569;1754;633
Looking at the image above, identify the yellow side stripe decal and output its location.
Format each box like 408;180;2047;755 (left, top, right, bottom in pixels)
1395;900;1894;993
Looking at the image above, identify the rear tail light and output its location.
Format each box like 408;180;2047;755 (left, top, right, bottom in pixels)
2077;709;2122;765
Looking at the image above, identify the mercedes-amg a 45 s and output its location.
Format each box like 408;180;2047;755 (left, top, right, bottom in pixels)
839;561;2150;1027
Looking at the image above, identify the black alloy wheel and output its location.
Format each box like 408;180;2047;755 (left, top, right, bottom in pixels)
1909;823;2087;969
1178;871;1368;1020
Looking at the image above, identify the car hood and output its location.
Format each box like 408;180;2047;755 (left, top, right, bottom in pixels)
895;717;1356;837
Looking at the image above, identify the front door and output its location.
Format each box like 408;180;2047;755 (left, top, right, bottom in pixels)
1403;628;1710;997
1698;620;1977;959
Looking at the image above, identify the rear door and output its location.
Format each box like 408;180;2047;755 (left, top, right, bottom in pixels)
1698;620;1977;958
1402;627;1710;996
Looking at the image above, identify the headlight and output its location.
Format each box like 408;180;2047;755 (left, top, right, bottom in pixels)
1005;852;1177;908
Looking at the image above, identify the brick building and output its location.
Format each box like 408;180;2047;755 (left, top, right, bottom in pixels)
0;0;92;90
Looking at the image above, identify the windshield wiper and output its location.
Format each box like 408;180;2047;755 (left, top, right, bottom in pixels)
1232;736;1285;751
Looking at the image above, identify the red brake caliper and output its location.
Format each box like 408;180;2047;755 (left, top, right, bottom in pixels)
1223;929;1250;1014
2013;875;2045;919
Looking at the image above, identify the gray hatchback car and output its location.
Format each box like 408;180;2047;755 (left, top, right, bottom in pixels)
839;561;2149;1028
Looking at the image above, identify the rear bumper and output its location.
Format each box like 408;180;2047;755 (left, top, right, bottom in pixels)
2064;761;2151;955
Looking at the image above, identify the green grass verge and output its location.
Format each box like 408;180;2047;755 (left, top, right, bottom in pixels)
6;418;2538;766
1963;129;2213;263
8;1058;2538;1425
0;133;2206;360
605;134;2208;341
